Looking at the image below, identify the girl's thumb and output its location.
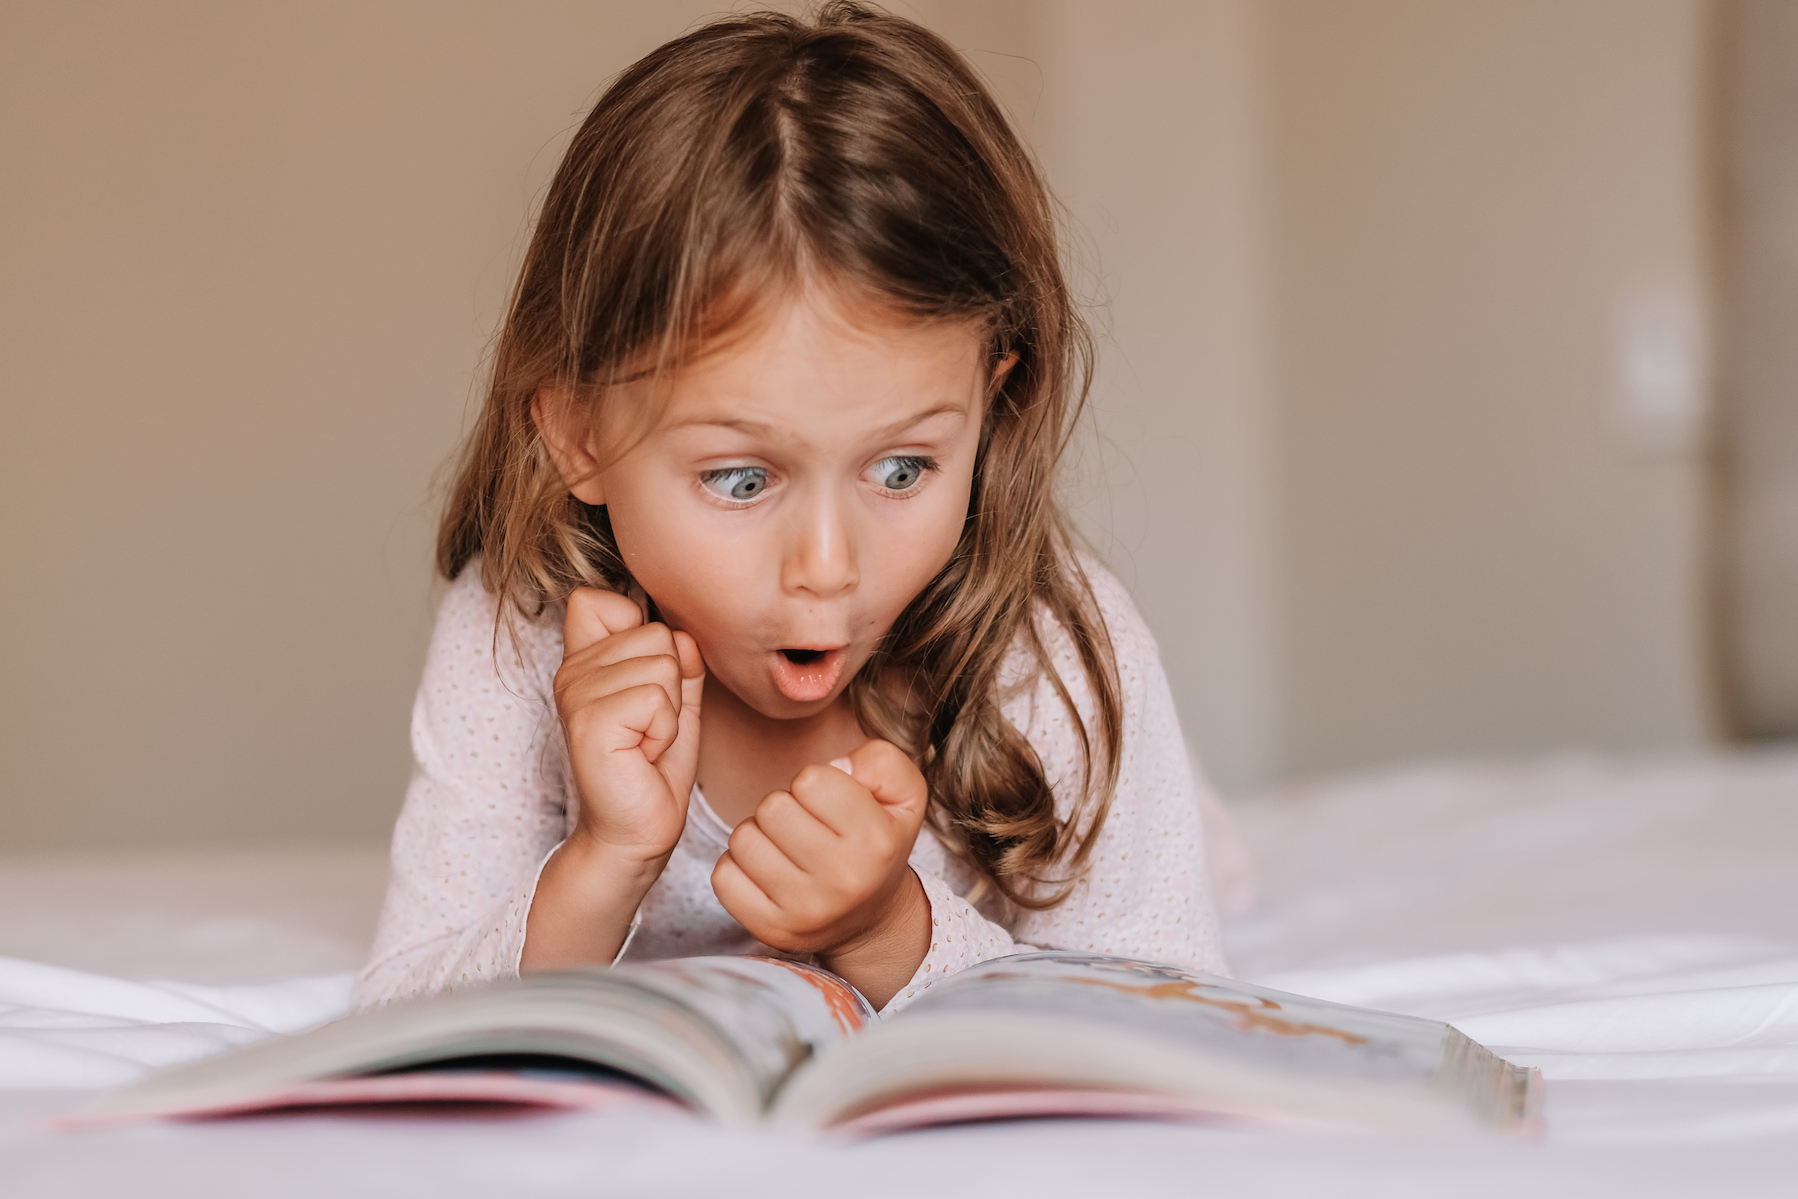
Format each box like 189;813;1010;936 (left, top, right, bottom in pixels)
839;741;927;822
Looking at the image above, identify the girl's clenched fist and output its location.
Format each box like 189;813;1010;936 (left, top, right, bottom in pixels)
711;739;931;1006
521;587;705;970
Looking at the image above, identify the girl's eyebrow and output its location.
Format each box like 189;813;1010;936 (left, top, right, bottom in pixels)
871;403;969;438
672;403;968;440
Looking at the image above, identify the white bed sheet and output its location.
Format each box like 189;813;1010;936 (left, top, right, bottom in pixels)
3;750;1796;1196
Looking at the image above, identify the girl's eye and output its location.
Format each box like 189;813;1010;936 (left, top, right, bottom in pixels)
699;467;770;502
869;455;932;492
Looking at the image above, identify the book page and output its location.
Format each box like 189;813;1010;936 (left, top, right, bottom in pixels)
908;951;1449;1083
73;956;875;1127
616;956;875;1105
772;951;1539;1134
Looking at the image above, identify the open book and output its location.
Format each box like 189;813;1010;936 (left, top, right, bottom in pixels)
73;951;1541;1136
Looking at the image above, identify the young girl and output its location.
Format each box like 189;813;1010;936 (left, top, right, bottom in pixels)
355;2;1227;1014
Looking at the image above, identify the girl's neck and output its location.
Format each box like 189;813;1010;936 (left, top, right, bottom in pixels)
695;675;868;827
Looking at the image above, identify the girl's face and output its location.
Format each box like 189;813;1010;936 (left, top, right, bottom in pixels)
556;292;1000;720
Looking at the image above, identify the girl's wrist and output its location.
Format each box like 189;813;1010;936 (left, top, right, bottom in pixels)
567;823;679;875
570;831;671;892
521;834;669;971
818;869;932;1009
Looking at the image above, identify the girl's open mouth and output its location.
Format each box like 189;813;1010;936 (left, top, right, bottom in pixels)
768;646;847;703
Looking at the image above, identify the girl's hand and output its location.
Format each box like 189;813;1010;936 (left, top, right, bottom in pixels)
553;587;706;860
522;588;705;971
711;740;932;1007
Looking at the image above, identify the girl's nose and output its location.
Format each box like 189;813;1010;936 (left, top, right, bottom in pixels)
780;489;858;599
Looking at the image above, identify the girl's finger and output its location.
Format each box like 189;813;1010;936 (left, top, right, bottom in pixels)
556;652;684;722
723;815;809;897
567;683;680;762
570;621;677;670
786;762;875;838
844;740;929;824
672;630;706;716
710;852;781;930
563;587;644;656
749;787;839;871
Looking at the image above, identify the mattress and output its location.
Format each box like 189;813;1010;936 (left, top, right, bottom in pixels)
4;750;1796;1196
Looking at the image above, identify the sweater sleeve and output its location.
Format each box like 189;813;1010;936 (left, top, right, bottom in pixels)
879;558;1227;1014
351;567;571;1009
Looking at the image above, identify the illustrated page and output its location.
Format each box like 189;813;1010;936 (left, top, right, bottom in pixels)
906;951;1450;1084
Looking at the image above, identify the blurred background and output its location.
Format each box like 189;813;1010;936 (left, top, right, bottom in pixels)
1;0;1791;852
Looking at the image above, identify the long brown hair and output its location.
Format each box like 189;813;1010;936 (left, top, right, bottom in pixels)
439;2;1121;909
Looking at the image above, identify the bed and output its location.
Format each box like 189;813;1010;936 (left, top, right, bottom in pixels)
4;750;1796;1196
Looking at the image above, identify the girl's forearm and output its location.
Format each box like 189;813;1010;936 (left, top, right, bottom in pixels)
520;835;667;971
817;868;932;1009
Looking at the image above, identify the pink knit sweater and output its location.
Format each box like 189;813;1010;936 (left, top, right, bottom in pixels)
354;558;1227;1013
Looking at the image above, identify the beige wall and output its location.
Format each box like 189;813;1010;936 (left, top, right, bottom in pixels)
0;2;734;849
1721;0;1798;735
934;0;1719;785
0;2;1721;852
1261;0;1717;775
1031;1;1282;791
915;1;1284;791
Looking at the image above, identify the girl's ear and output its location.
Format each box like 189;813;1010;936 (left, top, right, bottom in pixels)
987;350;1020;398
531;386;608;506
